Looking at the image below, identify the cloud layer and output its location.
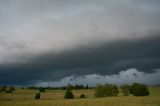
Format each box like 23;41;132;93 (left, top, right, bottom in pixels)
0;0;160;85
0;35;160;85
35;69;160;87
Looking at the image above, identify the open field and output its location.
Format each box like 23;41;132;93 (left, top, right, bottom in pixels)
0;87;160;106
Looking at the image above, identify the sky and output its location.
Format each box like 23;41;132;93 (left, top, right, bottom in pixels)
0;0;160;86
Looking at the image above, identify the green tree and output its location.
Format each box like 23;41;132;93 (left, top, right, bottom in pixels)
64;89;74;99
39;88;45;92
1;86;7;92
80;94;86;98
85;84;89;89
95;84;119;97
111;84;119;96
35;93;41;99
9;87;15;92
131;83;149;96
120;84;130;96
95;84;105;97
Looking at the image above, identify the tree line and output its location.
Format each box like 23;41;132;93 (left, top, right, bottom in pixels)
95;83;149;97
28;84;90;90
0;86;15;93
36;83;150;99
0;82;150;100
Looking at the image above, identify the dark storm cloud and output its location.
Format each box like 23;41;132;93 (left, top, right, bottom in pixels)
0;34;160;85
0;0;160;85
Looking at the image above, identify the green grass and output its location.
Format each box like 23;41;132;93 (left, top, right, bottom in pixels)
149;87;160;96
0;87;160;106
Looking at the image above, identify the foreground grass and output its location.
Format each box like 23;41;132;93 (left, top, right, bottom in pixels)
0;96;160;106
0;87;160;106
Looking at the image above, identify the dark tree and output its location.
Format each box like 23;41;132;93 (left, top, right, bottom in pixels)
85;84;89;89
9;87;15;92
35;93;41;99
80;94;86;98
64;89;74;99
75;84;84;90
6;90;12;93
1;86;7;92
131;83;149;96
39;88;45;92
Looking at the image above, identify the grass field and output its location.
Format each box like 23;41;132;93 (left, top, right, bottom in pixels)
0;87;160;106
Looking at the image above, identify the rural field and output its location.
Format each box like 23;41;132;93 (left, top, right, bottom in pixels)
1;0;160;106
0;86;160;106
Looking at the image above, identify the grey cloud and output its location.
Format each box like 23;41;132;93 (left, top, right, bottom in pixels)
0;0;160;55
0;34;160;85
133;73;138;78
0;0;160;85
35;69;160;87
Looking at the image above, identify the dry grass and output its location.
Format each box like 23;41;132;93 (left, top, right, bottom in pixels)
0;87;160;106
0;96;160;106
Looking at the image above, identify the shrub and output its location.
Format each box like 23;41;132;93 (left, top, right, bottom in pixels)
9;87;15;92
64;89;74;99
6;90;12;93
0;86;14;93
39;88;45;92
95;84;119;98
130;83;149;96
35;93;41;99
1;86;7;92
80;94;86;98
120;84;130;96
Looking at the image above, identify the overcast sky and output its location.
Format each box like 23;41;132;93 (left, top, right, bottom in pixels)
0;0;160;86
